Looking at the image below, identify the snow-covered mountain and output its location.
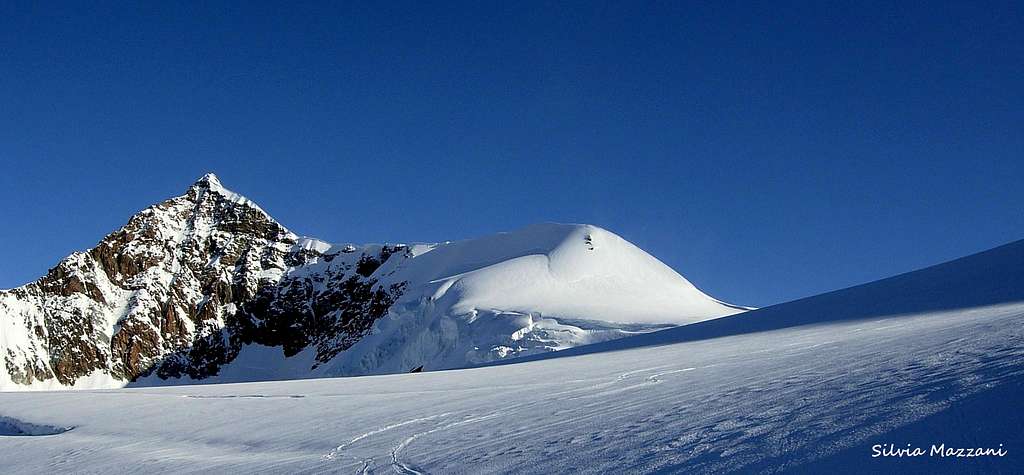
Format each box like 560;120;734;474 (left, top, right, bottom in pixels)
0;174;746;390
0;227;1020;473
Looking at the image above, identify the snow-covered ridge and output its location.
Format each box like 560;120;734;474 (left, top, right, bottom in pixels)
0;174;746;390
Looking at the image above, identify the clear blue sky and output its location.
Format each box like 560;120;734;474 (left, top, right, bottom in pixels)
1;1;1021;307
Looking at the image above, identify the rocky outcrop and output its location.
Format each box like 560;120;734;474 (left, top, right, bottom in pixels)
0;174;407;388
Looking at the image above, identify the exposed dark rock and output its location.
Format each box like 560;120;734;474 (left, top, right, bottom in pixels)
110;319;162;380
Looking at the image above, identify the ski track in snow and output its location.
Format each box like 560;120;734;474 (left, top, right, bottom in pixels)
319;363;701;472
322;412;453;468
390;413;502;475
325;332;946;474
385;307;1024;474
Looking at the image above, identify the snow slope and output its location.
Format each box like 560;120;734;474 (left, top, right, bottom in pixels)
312;223;749;376
389;223;747;324
0;240;1020;473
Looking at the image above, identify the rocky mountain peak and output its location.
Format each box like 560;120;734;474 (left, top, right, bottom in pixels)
192;172;223;190
184;172;227;204
1;174;405;389
182;173;286;225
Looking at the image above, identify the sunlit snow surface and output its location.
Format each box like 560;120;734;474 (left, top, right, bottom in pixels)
1;240;1022;473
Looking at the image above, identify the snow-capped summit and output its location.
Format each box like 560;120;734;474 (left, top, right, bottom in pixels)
185;172;285;229
0;175;747;390
193;172;222;189
400;222;747;324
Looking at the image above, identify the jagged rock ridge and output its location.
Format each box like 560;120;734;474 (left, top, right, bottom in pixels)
1;174;404;388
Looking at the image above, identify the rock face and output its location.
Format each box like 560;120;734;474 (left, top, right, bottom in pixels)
1;174;747;390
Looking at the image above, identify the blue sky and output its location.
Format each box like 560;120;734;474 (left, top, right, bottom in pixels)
1;1;1021;307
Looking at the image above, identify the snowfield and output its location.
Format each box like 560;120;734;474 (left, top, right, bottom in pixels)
1;239;1022;473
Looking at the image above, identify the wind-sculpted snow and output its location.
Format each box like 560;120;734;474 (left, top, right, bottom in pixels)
0;239;1021;472
0;174;744;390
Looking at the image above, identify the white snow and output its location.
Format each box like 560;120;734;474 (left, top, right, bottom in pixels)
402;223;749;324
1;239;1021;473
